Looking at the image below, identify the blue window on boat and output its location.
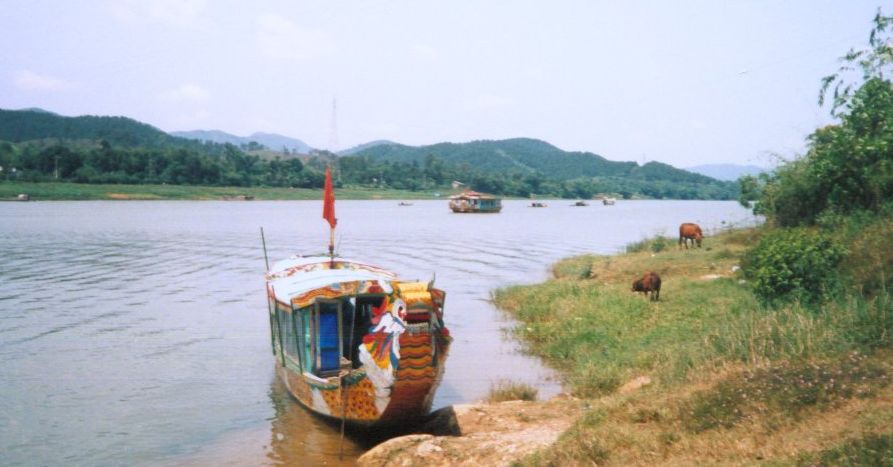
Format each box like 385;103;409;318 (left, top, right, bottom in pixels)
314;301;342;376
301;307;313;372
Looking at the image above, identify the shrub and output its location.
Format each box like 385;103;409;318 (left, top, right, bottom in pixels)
743;228;845;305
840;216;893;296
486;380;538;402
650;236;670;253
625;235;671;254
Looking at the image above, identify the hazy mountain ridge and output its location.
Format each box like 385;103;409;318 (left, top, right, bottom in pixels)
338;140;397;156
171;129;311;153
352;137;719;184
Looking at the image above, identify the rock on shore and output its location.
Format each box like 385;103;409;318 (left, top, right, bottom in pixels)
358;397;580;466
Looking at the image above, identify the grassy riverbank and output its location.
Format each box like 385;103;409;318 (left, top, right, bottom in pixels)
492;228;893;465
0;181;443;200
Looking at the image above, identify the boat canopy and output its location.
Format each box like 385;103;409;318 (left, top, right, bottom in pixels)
266;256;397;304
449;190;498;200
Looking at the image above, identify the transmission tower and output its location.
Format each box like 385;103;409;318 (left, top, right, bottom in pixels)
327;98;339;153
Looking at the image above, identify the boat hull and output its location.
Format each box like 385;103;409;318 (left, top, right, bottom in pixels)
274;324;451;427
449;206;502;213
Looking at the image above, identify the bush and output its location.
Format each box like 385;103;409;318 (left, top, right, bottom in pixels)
486;379;538;402
625;235;671;254
743;228;845;305
839;215;893;296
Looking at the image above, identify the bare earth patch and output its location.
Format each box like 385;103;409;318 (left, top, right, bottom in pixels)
358;397;581;466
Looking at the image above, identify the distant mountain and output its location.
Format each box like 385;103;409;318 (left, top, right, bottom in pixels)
17;107;58;115
0;108;177;147
347;138;737;199
0;108;737;199
338;140;397;156
171;129;312;153
169;129;242;145
685;164;767;181
353;137;717;183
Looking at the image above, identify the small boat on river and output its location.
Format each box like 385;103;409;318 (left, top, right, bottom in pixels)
448;191;502;213
602;197;616;206
572;200;589;207
529;202;547;208
0;193;30;202
264;167;451;427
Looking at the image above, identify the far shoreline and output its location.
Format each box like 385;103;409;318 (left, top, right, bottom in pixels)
0;181;733;202
0;181;447;201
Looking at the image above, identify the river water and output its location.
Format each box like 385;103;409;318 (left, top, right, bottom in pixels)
0;199;756;465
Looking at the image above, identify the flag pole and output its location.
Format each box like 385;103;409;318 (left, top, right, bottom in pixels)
323;165;337;267
329;227;335;265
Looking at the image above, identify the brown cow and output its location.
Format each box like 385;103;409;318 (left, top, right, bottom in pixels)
632;271;661;301
679;223;703;249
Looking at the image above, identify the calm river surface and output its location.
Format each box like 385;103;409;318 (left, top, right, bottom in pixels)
0;199;756;465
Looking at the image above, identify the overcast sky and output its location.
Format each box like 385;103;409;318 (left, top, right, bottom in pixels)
0;1;886;167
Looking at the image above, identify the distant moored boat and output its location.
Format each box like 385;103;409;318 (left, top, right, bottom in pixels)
448;191;502;213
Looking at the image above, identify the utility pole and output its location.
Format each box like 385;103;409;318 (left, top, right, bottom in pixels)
328;98;338;153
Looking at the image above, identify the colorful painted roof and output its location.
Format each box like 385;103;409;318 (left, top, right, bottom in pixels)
266;256;397;303
449;190;499;200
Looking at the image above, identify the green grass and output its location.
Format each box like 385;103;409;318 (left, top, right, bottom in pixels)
494;231;762;396
494;227;893;465
796;432;893;466
495;230;893;398
680;354;891;433
0;181;446;200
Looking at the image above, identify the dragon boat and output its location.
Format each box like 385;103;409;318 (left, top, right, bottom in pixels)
264;168;451;427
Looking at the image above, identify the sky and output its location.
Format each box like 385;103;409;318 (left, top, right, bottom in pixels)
0;1;888;167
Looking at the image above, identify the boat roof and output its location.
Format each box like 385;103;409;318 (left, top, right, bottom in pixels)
266;256;398;304
449;190;499;200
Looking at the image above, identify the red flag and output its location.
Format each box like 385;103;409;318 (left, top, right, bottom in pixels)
323;166;337;229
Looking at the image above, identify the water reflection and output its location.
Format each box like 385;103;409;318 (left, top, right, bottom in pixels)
265;378;369;465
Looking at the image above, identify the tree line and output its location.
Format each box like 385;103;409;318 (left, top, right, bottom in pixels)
0;137;739;199
0;140;324;188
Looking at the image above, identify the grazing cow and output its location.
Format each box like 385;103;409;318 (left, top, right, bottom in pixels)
679;223;703;249
632;271;661;301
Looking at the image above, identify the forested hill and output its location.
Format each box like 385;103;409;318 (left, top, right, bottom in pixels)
0;108;324;188
0;108;737;199
0;108;180;148
353;138;718;183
